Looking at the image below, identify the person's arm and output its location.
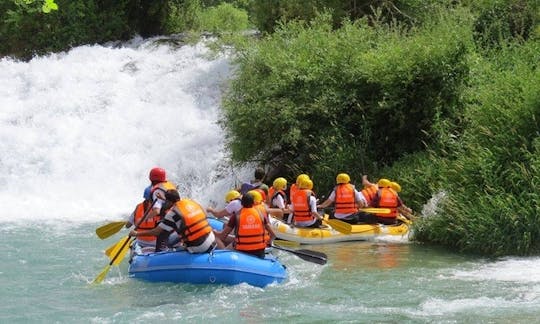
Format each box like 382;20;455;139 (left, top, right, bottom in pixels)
130;225;163;237
317;190;335;209
355;190;368;208
206;207;230;218
310;196;322;220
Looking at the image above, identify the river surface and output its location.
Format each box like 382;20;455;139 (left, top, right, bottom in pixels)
1;36;539;323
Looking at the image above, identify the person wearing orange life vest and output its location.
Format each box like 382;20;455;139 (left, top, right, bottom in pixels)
125;185;160;252
360;175;379;206
289;173;310;205
130;189;224;253
317;173;368;224
206;190;243;220
389;181;414;220
216;192;276;258
370;179;404;225
290;178;322;228
146;167;177;220
268;177;291;222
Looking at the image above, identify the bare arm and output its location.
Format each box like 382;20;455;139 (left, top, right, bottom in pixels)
206;207;230;218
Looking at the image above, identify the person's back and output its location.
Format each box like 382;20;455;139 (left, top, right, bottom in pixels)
234;193;267;258
126;186;159;252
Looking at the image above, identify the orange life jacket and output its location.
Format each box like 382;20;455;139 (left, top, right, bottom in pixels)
291;188;315;223
133;200;160;242
334;183;358;214
254;203;270;244
266;186;276;205
235;207;267;251
173;199;212;243
361;185;378;206
374;188;398;218
151;181;177;199
289;183;299;204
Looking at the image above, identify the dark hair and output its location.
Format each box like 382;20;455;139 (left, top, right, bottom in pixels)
241;193;254;208
165;189;180;202
254;167;265;180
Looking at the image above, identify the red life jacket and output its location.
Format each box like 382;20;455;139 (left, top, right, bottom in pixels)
334;183;358;214
374;188;398;218
361;185;378;206
235;207;267;251
133;200;160;242
291;189;315;223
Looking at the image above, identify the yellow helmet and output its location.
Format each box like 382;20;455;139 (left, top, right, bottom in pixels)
377;178;391;188
336;173;350;184
390;181;401;192
247;190;263;204
225;190;241;203
298;177;310;189
273;177;287;190
306;179;313;190
296;174;310;185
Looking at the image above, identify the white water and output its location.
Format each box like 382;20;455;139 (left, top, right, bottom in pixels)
2;36;540;323
0;36;249;225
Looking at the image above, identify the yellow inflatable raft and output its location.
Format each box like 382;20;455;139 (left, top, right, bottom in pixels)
269;215;411;245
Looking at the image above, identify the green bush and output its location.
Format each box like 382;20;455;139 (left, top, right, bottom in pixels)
414;40;540;255
222;11;472;191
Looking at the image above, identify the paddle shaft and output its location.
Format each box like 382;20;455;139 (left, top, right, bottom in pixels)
271;244;327;265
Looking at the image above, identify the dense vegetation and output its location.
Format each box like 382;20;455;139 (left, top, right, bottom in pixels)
2;0;539;256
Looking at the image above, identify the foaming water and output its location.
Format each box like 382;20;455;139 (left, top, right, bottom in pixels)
0;36;245;224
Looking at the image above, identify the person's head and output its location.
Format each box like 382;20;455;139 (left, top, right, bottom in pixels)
377;178;391;188
390;181;401;193
336;173;350;184
241;192;255;208
149;167;166;183
225;190;241;203
164;189;180;202
305;179;313;190
247;190;263;204
143;185;152;201
254;167;265;181
296;174;310;185
273;177;287;191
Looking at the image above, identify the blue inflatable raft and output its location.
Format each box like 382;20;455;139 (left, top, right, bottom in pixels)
128;249;287;288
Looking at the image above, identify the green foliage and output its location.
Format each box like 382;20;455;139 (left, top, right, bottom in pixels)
471;0;539;49
198;3;249;33
222;11;472;192
414;40;540;255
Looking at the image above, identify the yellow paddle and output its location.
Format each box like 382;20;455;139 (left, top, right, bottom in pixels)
323;219;352;234
92;199;157;284
273;239;300;248
95;221;127;239
93;236;132;284
359;207;391;214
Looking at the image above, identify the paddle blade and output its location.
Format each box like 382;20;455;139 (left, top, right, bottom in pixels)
95;221;127;239
359;207;391;214
324;219;352;235
92;265;112;284
104;241;117;258
109;236;131;266
272;244;327;265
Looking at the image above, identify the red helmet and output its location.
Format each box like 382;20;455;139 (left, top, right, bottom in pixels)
149;167;166;182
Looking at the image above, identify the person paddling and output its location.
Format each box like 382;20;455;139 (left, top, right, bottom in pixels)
124;186;160;252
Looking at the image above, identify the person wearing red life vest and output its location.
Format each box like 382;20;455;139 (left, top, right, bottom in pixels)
317;173;368;224
125;185;159;252
290;178;322;228
130;189;224;253
216;192;276;258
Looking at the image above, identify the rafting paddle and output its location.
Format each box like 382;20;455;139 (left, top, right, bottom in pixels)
271;244;327;265
92;199;157;284
95;221;127;239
